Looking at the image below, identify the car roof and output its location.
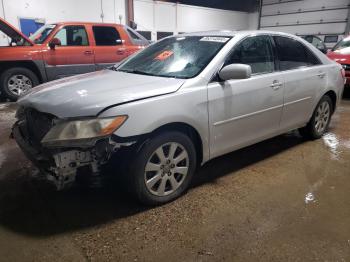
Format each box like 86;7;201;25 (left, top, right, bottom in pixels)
53;22;123;26
175;30;299;39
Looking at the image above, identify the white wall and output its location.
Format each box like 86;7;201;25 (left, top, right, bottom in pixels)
133;0;154;33
0;0;261;44
155;2;176;32
134;0;252;41
0;1;4;19
177;4;248;32
0;0;8;46
0;0;126;29
248;12;259;30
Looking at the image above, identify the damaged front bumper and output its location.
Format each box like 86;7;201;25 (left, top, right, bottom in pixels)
12;120;135;190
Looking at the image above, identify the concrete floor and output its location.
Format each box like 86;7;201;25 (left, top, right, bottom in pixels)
0;94;350;262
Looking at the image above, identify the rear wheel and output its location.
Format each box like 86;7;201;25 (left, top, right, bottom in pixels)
0;67;39;101
299;95;333;139
129;131;197;205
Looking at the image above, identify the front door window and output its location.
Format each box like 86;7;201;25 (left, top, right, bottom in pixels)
53;25;89;46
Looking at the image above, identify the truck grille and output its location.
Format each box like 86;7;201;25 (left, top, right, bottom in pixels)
24;108;56;147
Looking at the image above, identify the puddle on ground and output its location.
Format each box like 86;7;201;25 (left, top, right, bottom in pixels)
322;133;340;160
342;140;350;150
305;192;316;204
0;103;10;110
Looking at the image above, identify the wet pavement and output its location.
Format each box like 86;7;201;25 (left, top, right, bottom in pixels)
0;94;349;261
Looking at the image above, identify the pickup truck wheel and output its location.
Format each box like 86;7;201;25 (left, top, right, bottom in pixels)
129;131;197;205
0;67;39;101
299;95;333;139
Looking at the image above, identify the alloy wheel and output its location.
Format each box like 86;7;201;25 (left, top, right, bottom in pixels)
7;74;33;96
144;142;189;196
314;101;330;134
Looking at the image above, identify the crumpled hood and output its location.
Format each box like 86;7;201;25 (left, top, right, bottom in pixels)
18;70;185;118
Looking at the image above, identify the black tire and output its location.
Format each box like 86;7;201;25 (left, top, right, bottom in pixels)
0;67;39;101
299;95;333;140
128;131;197;206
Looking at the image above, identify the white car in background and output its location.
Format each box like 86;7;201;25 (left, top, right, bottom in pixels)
12;31;344;205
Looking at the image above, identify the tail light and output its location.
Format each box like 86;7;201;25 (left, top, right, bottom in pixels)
341;68;346;84
341;68;346;78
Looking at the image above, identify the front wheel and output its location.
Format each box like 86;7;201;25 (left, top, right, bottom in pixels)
0;67;39;101
129;131;197;205
299;95;333;139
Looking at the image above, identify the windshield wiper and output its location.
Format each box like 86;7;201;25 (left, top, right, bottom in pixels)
118;69;155;76
109;65;118;71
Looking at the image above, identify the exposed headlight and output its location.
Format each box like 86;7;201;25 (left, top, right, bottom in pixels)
41;116;128;146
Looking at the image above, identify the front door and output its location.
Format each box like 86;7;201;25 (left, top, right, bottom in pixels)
208;35;284;158
43;25;95;80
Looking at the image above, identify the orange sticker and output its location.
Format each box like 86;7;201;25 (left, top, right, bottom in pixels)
155;50;174;61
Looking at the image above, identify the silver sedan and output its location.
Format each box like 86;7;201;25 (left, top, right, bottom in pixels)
12;31;345;205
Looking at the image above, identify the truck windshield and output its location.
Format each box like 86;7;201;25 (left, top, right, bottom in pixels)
332;36;350;51
29;24;56;44
116;36;232;79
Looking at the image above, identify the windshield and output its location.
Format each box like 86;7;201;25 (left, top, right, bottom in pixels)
117;36;231;79
29;24;56;44
332;36;350;51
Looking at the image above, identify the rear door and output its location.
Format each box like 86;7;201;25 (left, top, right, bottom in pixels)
273;36;327;130
43;25;95;80
92;25;129;70
208;35;284;158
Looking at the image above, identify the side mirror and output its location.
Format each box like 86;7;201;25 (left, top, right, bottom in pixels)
49;38;61;50
219;64;252;81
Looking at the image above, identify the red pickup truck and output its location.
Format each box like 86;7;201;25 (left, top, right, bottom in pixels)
0;18;149;100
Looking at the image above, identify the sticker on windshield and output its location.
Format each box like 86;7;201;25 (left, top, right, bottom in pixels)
200;37;230;43
155;50;174;61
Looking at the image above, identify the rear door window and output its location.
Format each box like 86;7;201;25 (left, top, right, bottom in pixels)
93;26;122;46
273;36;320;71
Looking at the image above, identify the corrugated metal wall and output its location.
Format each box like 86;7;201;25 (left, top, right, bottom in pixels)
260;0;350;47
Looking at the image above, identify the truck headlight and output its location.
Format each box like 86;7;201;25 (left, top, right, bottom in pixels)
41;116;128;145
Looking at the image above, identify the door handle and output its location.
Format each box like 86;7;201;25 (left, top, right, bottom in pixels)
270;81;282;90
316;72;326;78
84;50;94;55
117;49;125;55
